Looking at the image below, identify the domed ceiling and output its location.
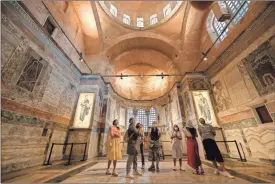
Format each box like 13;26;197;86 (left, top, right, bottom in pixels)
70;1;213;100
99;1;183;30
110;49;181;100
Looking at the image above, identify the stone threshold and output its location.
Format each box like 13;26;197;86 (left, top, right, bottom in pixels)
201;160;271;183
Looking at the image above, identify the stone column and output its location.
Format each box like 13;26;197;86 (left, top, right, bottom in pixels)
145;109;150;129
133;108;138;119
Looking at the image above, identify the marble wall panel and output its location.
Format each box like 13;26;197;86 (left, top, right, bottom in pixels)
64;130;90;160
223;66;252;107
243;123;275;160
88;132;100;159
224;129;249;160
49;129;67;161
1;110;68;173
42;70;65;107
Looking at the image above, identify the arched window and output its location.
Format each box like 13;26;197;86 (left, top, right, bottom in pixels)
207;1;250;42
163;3;171;17
123;14;130;25
150;14;158;25
224;1;250;24
149;107;157;128
110;4;117;17
212;16;228;41
136;109;148;132
126;108;134;128
137;17;144;27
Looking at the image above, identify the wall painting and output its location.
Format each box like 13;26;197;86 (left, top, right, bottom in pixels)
73;93;95;128
192;91;218;127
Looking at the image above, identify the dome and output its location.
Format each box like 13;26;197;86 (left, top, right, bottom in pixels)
99;1;183;30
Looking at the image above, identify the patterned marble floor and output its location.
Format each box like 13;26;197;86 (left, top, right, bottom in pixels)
61;160;249;183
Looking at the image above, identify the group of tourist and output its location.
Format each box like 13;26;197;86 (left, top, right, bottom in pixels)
105;117;234;179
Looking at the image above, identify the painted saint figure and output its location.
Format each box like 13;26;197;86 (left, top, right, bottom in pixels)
79;95;91;122
198;94;211;122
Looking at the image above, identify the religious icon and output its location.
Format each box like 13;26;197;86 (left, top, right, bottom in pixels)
73;93;95;128
192;91;218;127
197;93;211;122
79;95;92;123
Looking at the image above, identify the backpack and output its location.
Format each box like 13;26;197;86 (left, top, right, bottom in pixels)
123;129;134;143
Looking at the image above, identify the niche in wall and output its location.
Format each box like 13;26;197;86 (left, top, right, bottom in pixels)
255;105;273;124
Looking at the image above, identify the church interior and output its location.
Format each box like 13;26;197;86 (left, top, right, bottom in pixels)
1;1;275;183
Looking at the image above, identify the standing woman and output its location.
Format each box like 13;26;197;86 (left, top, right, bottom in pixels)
136;123;145;169
171;124;185;171
148;121;161;172
106;119;122;176
184;122;204;175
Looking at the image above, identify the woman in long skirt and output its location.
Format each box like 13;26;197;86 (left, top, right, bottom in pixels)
106;119;122;176
184;123;204;175
171;124;185;171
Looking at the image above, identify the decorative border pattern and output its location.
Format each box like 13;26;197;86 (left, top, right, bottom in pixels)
1;110;68;131
222;117;257;130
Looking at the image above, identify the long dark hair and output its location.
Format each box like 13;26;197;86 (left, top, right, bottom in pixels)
186;127;197;139
173;124;179;132
113;119;118;125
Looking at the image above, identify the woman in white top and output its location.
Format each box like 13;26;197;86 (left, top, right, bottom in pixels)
171;124;185;171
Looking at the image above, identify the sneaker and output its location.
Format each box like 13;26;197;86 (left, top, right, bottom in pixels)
220;171;235;179
173;166;177;171
148;166;155;172
214;169;219;175
112;171;118;176
141;164;145;169
180;167;185;171
125;173;134;179
106;169;111;175
134;170;143;176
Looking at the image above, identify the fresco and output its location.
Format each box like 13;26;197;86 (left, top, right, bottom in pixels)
73;93;95;128
212;80;231;112
192;91;218;127
242;35;275;95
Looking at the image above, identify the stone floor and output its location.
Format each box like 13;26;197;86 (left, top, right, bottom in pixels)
61;159;248;183
203;159;275;183
2;156;275;183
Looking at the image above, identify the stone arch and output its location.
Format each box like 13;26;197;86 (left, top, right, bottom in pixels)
104;32;180;61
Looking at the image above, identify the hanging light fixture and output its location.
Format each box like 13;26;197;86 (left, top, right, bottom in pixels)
202;52;208;61
120;73;123;79
79;52;84;62
161;72;164;79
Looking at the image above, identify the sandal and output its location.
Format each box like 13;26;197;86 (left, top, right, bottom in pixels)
193;169;200;175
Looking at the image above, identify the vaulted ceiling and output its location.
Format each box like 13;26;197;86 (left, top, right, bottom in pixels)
69;1;213;100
